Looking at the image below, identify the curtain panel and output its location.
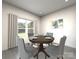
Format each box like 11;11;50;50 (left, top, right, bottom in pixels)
8;14;17;49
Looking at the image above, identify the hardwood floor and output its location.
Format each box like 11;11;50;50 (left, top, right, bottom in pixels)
2;46;76;59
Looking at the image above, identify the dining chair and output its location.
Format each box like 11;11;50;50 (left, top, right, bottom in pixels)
45;36;67;59
46;32;53;37
46;33;54;45
16;37;37;59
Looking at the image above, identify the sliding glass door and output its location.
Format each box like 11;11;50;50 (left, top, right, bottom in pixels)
17;18;34;43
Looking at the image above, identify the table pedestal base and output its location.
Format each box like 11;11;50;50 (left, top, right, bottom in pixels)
34;43;50;59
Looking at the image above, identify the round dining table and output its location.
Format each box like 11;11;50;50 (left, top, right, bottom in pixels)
29;35;54;59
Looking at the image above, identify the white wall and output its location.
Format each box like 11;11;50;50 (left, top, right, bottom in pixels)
2;2;76;50
2;3;40;51
40;5;76;48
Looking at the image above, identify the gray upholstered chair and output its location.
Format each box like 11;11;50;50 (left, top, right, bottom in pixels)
16;38;37;59
45;36;67;59
46;32;53;37
46;33;54;45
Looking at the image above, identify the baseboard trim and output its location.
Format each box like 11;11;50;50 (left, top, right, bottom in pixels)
65;45;76;49
2;46;18;52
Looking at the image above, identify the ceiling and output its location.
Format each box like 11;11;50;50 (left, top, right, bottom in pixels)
3;0;76;17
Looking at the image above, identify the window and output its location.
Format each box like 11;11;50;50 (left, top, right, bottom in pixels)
28;22;34;37
17;18;34;42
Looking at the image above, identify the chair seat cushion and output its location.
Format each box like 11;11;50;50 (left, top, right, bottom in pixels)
45;45;59;56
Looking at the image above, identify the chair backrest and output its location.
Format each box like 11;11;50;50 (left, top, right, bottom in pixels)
58;36;67;56
16;38;28;59
46;32;53;37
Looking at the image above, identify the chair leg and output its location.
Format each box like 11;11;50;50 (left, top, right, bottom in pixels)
57;56;63;59
37;55;38;59
62;56;63;59
45;55;47;59
57;57;59;59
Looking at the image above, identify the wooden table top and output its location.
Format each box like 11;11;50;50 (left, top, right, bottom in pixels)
29;35;54;44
